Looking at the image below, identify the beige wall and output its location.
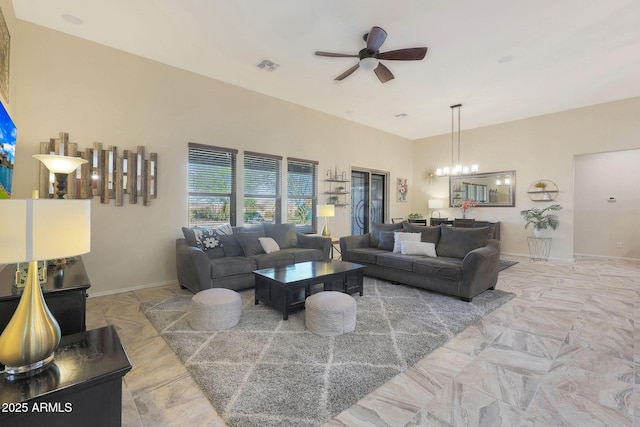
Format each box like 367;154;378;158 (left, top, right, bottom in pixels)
412;97;640;260
8;13;412;295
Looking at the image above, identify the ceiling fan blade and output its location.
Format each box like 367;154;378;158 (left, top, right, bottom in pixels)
334;63;360;81
315;51;359;58
366;26;387;52
378;47;428;61
374;63;394;83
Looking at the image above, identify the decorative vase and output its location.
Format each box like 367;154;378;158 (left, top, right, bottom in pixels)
461;210;466;219
533;228;546;238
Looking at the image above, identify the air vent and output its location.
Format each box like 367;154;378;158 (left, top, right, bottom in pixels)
256;60;280;72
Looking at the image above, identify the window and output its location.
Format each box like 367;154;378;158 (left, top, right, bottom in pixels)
244;152;282;224
188;143;237;226
287;158;318;233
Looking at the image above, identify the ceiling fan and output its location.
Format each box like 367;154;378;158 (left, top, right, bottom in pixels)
315;26;428;83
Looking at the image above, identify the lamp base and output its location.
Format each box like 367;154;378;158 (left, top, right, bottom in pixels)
3;353;55;378
321;223;331;237
0;260;61;378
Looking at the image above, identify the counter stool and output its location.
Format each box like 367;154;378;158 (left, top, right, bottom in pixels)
190;288;242;331
305;291;356;336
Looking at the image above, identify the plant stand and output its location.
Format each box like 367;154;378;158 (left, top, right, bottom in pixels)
527;237;552;261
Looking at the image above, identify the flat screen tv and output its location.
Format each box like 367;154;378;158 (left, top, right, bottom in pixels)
0;101;16;198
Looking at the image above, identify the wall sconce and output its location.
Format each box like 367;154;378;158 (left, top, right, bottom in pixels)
33;154;88;199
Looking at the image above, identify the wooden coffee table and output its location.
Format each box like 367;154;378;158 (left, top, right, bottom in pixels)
253;260;364;320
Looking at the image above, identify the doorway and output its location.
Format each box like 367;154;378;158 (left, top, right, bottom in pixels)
351;169;388;235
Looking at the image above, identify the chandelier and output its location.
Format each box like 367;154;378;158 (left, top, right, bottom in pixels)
436;104;478;176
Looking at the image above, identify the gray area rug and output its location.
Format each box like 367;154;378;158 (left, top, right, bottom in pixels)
499;259;519;271
141;278;515;427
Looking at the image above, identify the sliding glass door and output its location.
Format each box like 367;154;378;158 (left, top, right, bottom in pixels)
351;169;387;235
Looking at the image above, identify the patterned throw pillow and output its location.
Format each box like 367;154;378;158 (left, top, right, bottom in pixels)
192;224;233;251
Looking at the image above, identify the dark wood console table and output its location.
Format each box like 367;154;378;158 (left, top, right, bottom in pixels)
0;257;90;337
0;325;132;427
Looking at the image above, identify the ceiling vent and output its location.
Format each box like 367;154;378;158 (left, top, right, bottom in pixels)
256;60;280;72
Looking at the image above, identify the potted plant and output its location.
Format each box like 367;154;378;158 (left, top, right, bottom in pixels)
533;181;547;191
520;204;562;237
407;213;423;219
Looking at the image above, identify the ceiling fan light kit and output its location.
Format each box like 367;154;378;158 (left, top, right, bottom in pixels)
315;26;427;83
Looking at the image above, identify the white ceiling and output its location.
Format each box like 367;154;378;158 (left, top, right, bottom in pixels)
12;0;640;140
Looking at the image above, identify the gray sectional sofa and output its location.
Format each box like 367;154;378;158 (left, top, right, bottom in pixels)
176;223;331;293
339;222;500;301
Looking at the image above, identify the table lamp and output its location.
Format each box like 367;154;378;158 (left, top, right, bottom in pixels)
317;204;335;237
0;194;91;377
428;199;444;218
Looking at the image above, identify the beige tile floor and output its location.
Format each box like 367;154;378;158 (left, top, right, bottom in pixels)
86;256;639;427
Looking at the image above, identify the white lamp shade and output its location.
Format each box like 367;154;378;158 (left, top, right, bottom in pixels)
32;154;88;174
428;199;444;209
317;204;335;217
0;199;91;263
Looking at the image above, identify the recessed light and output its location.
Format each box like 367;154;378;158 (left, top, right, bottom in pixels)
62;14;83;25
497;55;513;64
256;59;280;72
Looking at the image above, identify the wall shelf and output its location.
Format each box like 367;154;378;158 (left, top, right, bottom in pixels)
527;179;559;202
325;169;349;206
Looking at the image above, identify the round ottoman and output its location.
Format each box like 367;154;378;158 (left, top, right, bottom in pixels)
305;291;356;336
190;288;242;331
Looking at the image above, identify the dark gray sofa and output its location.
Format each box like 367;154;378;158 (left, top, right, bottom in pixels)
176;223;331;293
339;222;500;301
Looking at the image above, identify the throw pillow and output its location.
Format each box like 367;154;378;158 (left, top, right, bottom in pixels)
369;222;403;247
263;223;298;249
377;231;395;251
402;223;441;244
258;237;281;254
393;232;421;253
192;224;233;251
401;241;437;257
218;235;243;257
235;232;265;257
436;226;489;259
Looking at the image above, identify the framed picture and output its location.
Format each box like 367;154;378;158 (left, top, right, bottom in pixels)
397;177;408;202
0;8;9;103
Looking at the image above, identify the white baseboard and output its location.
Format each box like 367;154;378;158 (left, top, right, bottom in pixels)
500;251;575;263
88;280;179;298
574;253;640;262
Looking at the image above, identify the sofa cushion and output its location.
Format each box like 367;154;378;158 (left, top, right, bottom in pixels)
393;232;421;253
402;223;441;244
259;237;281;254
436;226;489;259
181;227;198;247
219;235;244;257
376;252;422;272
401;241;437;257
377;231;395;251
280;248;326;263
251;252;296;269
412;257;463;281
209;256;257;279
236;232;265;257
347;248;386;264
263;223;298;249
369;222;403;248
